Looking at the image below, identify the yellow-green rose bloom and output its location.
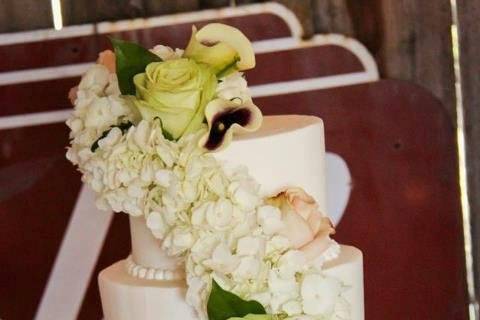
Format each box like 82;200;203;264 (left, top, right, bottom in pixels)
133;58;217;139
227;315;272;320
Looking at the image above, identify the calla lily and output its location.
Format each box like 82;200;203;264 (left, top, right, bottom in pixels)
184;23;256;75
199;98;262;152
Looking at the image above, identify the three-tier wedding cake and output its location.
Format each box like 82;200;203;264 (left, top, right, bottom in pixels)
66;23;364;320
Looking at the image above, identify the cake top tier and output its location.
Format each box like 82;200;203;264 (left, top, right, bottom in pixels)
217;114;327;211
234;114;323;140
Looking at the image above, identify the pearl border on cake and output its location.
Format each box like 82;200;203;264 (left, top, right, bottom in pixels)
125;255;185;280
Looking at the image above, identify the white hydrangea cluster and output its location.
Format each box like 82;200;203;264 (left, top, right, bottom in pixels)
216;71;252;103
151;44;185;61
183;201;348;320
67;60;350;320
66;64;138;166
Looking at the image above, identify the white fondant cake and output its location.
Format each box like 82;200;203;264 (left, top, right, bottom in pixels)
98;115;364;320
66;23;364;320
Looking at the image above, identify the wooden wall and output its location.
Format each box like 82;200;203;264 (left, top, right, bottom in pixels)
0;0;478;303
457;0;480;298
0;0;457;120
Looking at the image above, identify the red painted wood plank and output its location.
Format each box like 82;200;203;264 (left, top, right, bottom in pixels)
0;14;292;72
0;45;363;117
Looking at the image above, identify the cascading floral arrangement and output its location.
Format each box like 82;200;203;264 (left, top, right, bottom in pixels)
66;23;350;320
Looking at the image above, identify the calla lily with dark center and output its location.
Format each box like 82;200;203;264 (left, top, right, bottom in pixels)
199;98;262;151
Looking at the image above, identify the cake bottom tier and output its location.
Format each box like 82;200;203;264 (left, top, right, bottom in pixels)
99;261;196;320
99;245;363;320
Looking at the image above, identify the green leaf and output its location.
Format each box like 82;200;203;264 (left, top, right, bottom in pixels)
110;38;161;95
153;117;174;141
91;121;133;152
207;279;266;320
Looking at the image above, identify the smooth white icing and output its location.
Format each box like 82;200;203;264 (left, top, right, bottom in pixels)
99;261;196;320
129;215;181;270
99;245;363;320
324;245;364;320
99;115;364;320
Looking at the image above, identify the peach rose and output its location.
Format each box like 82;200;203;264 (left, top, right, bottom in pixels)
97;50;116;74
267;187;335;261
68;86;78;105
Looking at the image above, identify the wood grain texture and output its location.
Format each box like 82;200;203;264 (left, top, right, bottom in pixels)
143;0;198;16
199;0;229;7
310;0;457;123
312;0;354;36
457;0;480;296
0;0;475;316
63;0;199;26
62;0;145;25
275;0;315;38
377;0;456;122
0;0;53;32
